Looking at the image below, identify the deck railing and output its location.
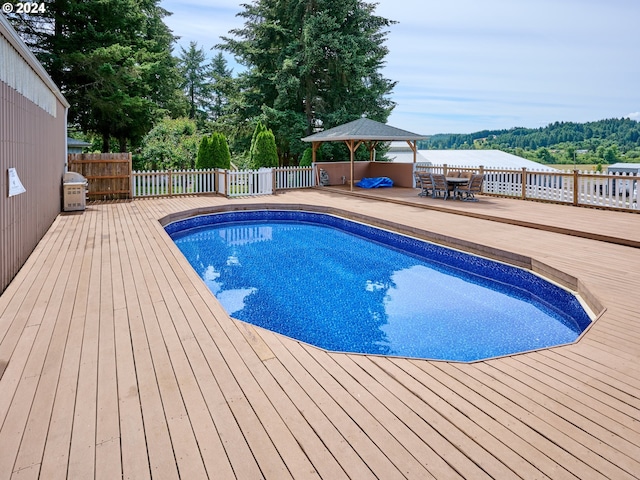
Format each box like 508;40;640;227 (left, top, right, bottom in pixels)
226;168;273;197
132;169;217;197
416;163;638;211
275;166;314;190
132;166;314;198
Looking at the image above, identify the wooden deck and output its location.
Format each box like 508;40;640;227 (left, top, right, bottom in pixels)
0;189;639;479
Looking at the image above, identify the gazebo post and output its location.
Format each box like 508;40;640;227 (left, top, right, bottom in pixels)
344;140;355;191
344;140;364;191
406;140;418;163
366;141;378;161
312;142;320;185
350;141;355;191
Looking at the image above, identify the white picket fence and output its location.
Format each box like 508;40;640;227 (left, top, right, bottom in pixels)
416;163;638;210
132;163;637;210
132;169;217;197
132;166;314;198
226;168;273;197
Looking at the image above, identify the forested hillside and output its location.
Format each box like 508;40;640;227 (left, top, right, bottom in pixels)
419;118;640;165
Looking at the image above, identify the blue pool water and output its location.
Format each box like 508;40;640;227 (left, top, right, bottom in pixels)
167;210;591;362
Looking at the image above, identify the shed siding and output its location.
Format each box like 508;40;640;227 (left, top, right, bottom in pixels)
1;21;68;294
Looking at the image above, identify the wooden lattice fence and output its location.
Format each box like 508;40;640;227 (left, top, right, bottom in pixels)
68;153;132;200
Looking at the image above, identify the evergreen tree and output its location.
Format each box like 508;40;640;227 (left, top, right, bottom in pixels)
209;51;234;121
252;130;279;168
300;148;313;167
249;121;268;165
209;133;222;168
178;41;211;123
212;133;232;169
8;0;183;152
196;136;213;169
220;0;396;162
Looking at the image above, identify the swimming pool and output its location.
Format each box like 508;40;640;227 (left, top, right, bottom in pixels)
166;210;592;362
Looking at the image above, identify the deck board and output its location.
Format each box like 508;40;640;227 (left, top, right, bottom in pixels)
1;190;639;479
260;332;381;480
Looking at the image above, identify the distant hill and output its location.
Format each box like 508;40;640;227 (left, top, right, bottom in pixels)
418;118;640;164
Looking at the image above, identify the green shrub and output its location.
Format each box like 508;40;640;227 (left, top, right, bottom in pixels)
215;133;232;169
300;147;313;166
209;133;222;168
140;117;199;170
249;120;268;165
252;130;279;168
196;136;213;169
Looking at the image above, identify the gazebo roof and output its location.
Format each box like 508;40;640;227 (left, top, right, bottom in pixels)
301;118;427;143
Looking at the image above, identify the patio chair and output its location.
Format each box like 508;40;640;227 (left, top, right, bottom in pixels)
459;174;484;201
415;172;433;197
430;173;449;199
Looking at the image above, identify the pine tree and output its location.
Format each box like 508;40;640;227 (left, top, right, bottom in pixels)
209;51;234;121
220;0;396;162
8;0;183;152
178;41;211;123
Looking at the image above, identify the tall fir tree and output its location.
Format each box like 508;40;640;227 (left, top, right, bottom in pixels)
7;0;183;152
208;51;234;121
220;0;397;162
178;41;211;124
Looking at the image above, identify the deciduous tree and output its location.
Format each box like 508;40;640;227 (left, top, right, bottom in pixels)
140;117;199;170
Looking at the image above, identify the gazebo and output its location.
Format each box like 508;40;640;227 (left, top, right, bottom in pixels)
301;118;427;191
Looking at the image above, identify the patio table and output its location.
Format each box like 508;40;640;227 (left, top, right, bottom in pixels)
445;177;469;200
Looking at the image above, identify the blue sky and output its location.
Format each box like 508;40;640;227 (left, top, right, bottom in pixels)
161;0;640;135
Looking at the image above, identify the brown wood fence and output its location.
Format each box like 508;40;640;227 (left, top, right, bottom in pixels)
68;153;132;200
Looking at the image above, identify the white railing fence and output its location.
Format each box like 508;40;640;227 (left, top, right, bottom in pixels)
132;166;315;198
132;169;217;197
226;168;273;197
132;164;636;211
275;166;314;190
416;163;638;211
